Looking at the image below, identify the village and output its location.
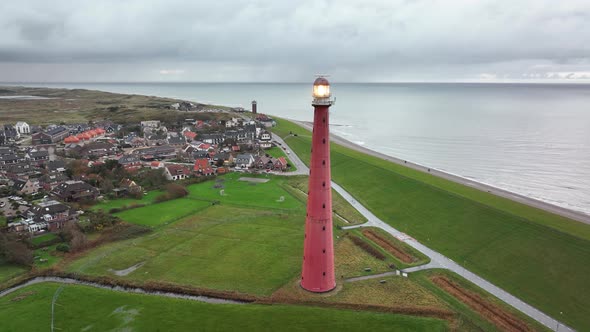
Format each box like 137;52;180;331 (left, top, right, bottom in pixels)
0;104;293;236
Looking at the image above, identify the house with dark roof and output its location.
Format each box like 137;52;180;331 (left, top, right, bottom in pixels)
163;164;191;181
25;150;49;165
12;178;39;195
23;199;77;232
118;154;142;170
51;180;99;202
235;154;255;168
32;126;68;145
39;172;69;191
46;160;67;172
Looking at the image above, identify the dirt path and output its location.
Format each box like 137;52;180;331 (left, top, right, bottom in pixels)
362;229;413;263
432;276;533;332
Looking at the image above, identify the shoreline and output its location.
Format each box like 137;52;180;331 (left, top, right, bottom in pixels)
291;119;590;225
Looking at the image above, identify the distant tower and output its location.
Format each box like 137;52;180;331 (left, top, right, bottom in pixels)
252;100;257;114
301;77;335;293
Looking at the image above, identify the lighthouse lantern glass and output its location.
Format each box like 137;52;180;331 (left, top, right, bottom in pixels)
313;84;330;98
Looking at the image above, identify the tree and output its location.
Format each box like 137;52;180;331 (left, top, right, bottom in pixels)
0;233;33;266
59;222;88;252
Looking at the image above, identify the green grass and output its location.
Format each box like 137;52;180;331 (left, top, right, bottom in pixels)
33;244;64;268
265;146;297;171
353;227;430;269
272;117;590;331
114;198;211;227
67;205;306;296
0;216;6;227
413;269;551;332
282;176;367;225
0;261;26;284
186;173;302;210
92;190;163;212
0;283;447;332
30;233;58;246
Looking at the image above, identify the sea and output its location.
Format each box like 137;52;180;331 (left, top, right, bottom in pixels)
4;82;590;216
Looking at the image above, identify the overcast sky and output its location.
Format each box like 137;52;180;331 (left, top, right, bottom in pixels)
1;0;589;82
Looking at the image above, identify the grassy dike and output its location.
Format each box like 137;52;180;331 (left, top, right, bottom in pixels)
271;117;590;331
0;283;447;332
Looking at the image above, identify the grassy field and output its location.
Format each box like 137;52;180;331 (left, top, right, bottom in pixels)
114;198;211;227
414;269;551;332
0;86;230;125
92;190;163;212
67;205;305;296
0;261;26;284
30;233;58;246
33;244;64;268
352;227;430;269
0;283;447;332
186;173;302;211
272;117;590;330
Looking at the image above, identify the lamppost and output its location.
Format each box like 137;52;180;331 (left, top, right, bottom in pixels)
300;77;336;293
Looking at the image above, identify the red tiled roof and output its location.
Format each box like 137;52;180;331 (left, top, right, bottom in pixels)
183;131;197;139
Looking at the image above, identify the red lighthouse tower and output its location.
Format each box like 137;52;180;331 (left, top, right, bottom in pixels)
301;77;335;292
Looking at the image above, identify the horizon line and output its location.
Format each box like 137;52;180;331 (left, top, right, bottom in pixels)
2;80;590;85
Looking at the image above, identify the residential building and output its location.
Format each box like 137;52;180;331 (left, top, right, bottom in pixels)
163;164;191;181
235;154;255;168
51;180;99;202
15;122;30;135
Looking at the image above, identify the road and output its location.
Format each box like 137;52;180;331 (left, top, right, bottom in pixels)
293;120;590;225
274;127;574;332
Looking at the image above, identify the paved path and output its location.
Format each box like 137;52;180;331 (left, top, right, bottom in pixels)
346;271;399;283
269;134;309;176
335;183;573;332
293;120;590;225
273;130;574;331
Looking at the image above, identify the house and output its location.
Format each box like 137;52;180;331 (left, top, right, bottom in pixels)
259;131;272;149
25;150;49;165
214;152;234;166
119;179;142;194
46;160;67;172
15;122;30;135
12;178;39;195
2;125;20;142
117;154;142;170
163;164;191;181
0;152;21;170
146;134;168;146
67;141;118;158
235;154;255;168
141;120;161;129
274;157;288;171
134;145;176;160
193;158;214;176
51;180;99;202
167;135;186;146
32;126;68;145
183;131;197;141
21;199;77;232
39;172;69;191
254;156;274;169
201;133;224;145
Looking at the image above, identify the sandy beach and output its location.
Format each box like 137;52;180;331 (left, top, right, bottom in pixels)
293;119;590;225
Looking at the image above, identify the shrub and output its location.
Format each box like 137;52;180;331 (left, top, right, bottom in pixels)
56;243;70;252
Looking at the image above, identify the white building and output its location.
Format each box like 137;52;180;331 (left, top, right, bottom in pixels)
15;121;30;135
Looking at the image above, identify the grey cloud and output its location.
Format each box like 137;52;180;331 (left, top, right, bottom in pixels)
0;0;589;82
